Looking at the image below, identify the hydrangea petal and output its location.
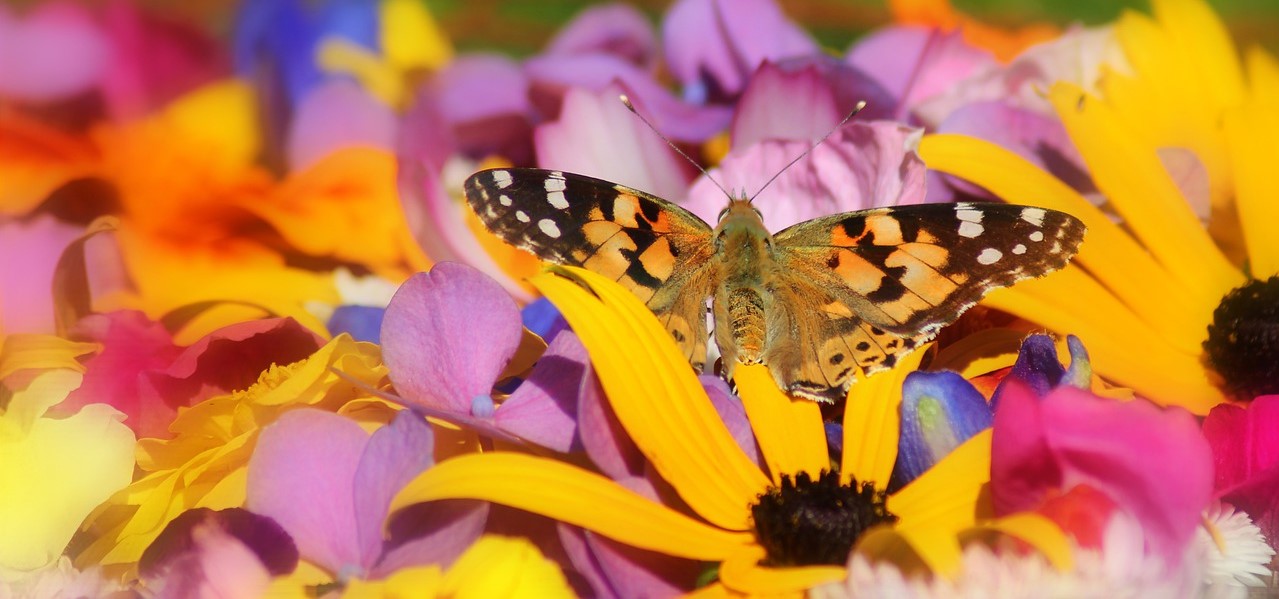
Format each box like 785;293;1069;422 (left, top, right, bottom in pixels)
495;332;588;452
352;411;437;571
381;263;523;412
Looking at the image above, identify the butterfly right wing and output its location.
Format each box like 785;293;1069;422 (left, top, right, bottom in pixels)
464;168;720;371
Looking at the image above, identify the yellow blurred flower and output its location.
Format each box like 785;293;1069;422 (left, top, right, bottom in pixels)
74;334;397;571
339;536;573;599
920;0;1279;413
0;336;134;579
318;0;454;108
390;267;1069;595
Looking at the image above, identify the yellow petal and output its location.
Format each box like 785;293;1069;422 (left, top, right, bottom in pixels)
1048;83;1242;303
1;369;83;431
1246;46;1279;105
343;566;443;598
442;536;574;599
390;452;752;561
317;39;404;107
888;430;992;575
1225;82;1279;276
718;544;842;596
841;345;929;490
1151;0;1244;109
978;512;1074;572
0;335;96;380
0;375;135;574
929;328;1023;379
919;133;1210;351
161;80;259;173
734;364;828;483
379;0;453;71
531;267;769;531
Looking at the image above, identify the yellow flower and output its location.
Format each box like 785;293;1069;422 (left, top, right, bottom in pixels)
338;536;572;599
318;0;454;108
389;267;1069;594
0;337;134;578
919;0;1278;412
74;334;396;570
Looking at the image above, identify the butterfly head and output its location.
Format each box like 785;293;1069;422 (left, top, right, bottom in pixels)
713;198;772;251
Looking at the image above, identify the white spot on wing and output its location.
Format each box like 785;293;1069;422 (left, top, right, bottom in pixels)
1012;244;1027;255
515;211;530;223
547;191;569;210
539;219;561;238
956;208;984;223
499;194;513;206
492;170;513;189
545;176;567;193
977;248;1003;265
958;221;984;238
1021;207;1047;227
1029;231;1045;242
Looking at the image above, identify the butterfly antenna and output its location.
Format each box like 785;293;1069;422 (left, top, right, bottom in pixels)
747;100;867;203
619;94;736;200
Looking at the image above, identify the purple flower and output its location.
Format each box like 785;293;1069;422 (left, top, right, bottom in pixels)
544;3;658;68
246;408;486;578
139;508;298;598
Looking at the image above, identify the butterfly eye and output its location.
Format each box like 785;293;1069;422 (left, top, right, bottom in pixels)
716;207;731;221
751;206;764;218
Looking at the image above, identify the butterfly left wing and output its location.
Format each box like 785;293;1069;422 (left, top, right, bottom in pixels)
464;168;720;370
765;202;1085;401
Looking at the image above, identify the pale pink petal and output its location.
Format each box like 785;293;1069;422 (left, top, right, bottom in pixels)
534;83;695;202
430;53;534;164
731;57;894;147
683;121;927;228
846;26;994;121
0;2;108;101
546;3;657;68
0;215;82;335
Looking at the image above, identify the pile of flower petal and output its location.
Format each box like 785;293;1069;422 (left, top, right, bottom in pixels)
2;0;1277;595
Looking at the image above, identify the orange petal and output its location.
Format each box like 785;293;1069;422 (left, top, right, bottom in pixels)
389;452;751;561
734;364;828;483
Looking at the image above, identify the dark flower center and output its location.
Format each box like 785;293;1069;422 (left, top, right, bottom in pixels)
750;470;897;567
1204;275;1279;400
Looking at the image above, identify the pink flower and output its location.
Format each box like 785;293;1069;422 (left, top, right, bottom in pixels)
1202;395;1279;548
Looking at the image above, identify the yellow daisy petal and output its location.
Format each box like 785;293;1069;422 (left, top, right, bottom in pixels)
531;267;769;531
389;452;751;561
1151;0;1244;108
841;346;930;490
1225;84;1279;277
735;363;828;483
719;544;844;596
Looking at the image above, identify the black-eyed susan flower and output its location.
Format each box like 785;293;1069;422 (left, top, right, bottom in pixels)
920;0;1279;413
387;267;1067;594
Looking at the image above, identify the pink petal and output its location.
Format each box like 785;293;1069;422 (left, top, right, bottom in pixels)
0;215;82;335
353;411;436;569
430;53;534;164
525;53;731;143
139;508;297;598
577;367;645;482
246;409;370;574
731;57;894;148
0;2;108;101
846;26;994;121
534;83;696;202
376;499;489;575
381;262;523;413
288;80;395;171
546;3;657;68
683;121;927;228
496;332;589;453
1202;395;1279;495
585;532;702;596
702;375;759;463
661;0;816;100
993;382;1213;567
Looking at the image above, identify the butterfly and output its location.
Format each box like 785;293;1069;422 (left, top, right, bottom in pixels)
465;168;1085;402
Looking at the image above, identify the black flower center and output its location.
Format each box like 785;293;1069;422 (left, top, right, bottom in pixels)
1204;275;1279;400
750;470;897;567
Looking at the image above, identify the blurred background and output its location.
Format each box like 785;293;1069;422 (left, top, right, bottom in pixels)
6;0;1277;55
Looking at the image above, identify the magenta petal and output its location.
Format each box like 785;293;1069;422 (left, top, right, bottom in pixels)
683;121;927;228
525;53;731;143
0;2;108;101
247;409;370;574
534;83;696;202
139;508;297;598
353;411;436;569
288;80;395;170
1203;395;1279;495
58;311;180;433
846;26;994;120
546;3;657;68
496;332;588;453
381;263;523;412
994;382;1214;566
661;0;816;100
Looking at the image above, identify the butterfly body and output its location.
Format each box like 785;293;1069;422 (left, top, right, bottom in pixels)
465;167;1085;402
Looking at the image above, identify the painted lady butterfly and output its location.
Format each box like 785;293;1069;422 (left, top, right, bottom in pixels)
465;168;1085;402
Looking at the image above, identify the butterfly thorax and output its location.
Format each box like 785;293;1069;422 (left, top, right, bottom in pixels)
712;200;777;367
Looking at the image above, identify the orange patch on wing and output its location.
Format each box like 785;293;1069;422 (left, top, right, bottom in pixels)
637;237;676;283
581;222;635;280
610;194;641;228
831;251;888;295
886;245;958;305
863;214;906;245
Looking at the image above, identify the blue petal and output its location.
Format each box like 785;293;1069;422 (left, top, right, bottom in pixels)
328;305;385;343
317;0;380;51
233;0;324;103
824;422;843;461
893;370;992;488
991;334;1063;410
521;297;567;341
